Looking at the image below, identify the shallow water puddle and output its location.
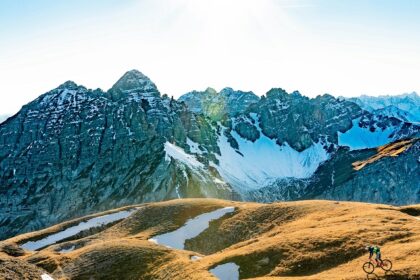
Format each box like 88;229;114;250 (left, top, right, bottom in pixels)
209;263;240;280
149;206;235;249
21;209;137;251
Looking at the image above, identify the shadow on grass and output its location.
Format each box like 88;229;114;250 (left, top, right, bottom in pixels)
366;270;419;280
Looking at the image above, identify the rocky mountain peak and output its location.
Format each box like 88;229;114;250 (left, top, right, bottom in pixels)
346;92;420;123
109;69;159;100
291;90;302;97
204;87;218;95
220;87;258;99
179;87;259;120
265;88;290;100
220;87;235;95
316;93;336;101
57;80;79;90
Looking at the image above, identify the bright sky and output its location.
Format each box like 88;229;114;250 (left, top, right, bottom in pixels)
1;0;420;114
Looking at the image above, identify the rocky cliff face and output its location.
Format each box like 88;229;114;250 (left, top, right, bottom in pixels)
179;87;259;121
318;139;419;205
0;70;235;239
248;138;420;205
0;70;419;240
248;90;363;151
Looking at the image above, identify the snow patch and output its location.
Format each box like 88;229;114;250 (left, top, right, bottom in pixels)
338;118;396;150
187;137;203;154
213;178;227;185
148;207;234;249
210;263;240;280
164;142;204;169
58;245;76;253
214;121;329;191
175;184;181;199
21;209;136;251
41;274;55;280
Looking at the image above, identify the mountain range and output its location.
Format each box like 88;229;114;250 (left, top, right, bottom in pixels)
346;92;420;123
0;69;419;240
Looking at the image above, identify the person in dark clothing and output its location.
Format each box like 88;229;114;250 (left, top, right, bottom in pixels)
366;245;374;260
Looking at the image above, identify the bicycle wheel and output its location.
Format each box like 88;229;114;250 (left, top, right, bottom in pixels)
363;262;375;274
381;259;392;271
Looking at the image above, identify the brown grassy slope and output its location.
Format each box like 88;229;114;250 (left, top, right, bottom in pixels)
0;251;50;280
196;201;420;280
1;199;419;280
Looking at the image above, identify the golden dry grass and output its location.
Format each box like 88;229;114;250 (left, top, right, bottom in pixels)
352;138;417;171
1;198;419;280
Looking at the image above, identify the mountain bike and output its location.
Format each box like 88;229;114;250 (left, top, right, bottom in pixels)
362;259;392;274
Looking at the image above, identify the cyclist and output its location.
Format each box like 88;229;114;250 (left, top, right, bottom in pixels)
373;245;383;267
366;245;374;260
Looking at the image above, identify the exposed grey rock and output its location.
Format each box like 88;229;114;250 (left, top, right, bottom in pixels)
249;89;363;151
179;87;259;120
233;116;260;142
248;138;420;206
317;140;420;205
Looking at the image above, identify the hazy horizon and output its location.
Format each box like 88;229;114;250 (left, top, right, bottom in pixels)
1;0;420;115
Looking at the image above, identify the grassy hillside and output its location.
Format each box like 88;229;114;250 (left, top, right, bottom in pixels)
1;199;419;279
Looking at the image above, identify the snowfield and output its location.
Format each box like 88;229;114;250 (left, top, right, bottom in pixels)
21;209;137;251
209;262;240;280
148;207;235;249
164;141;204;169
338;118;396;150
214;123;329;191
